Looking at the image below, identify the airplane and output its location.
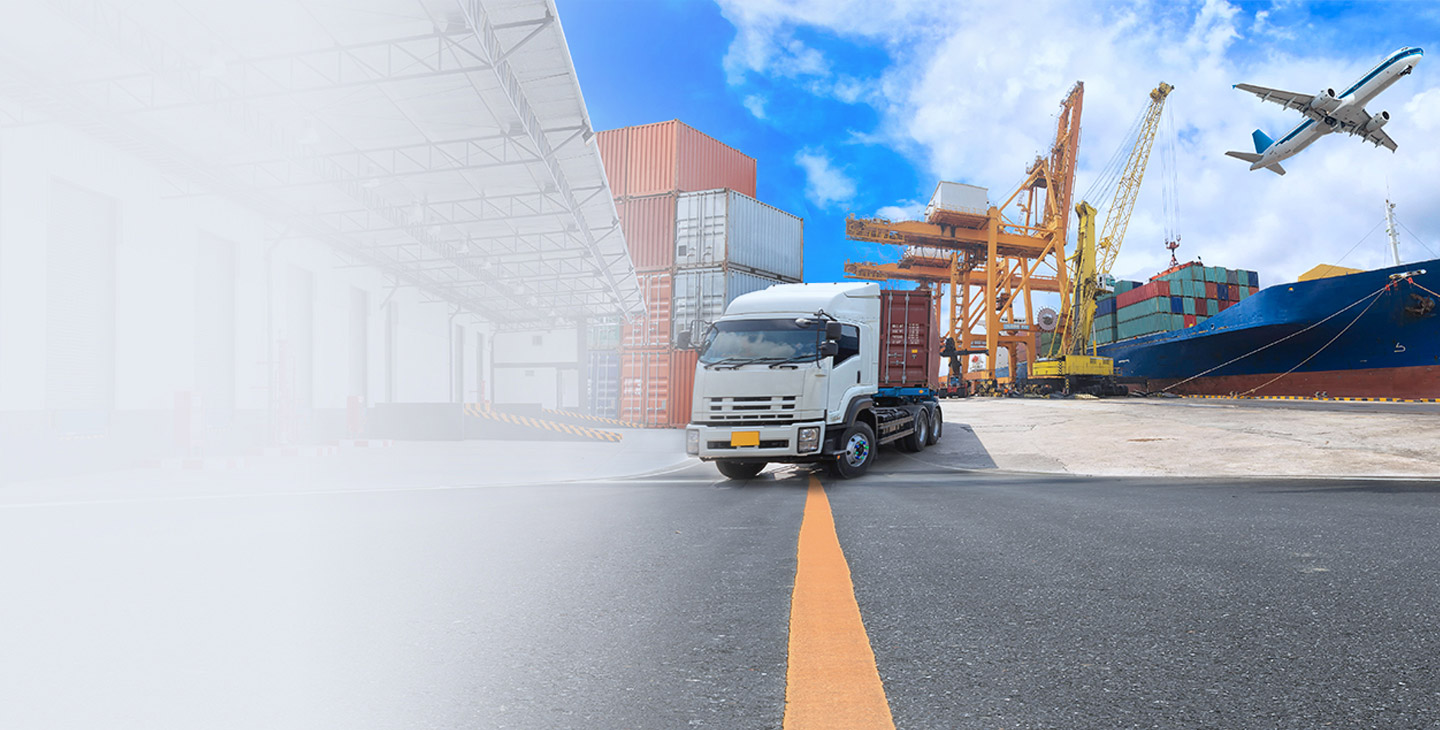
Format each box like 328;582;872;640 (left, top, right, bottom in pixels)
1226;46;1423;175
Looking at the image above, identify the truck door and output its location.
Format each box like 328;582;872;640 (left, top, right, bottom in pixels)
827;324;863;421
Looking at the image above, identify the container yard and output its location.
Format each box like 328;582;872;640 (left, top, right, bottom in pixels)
4;2;1440;729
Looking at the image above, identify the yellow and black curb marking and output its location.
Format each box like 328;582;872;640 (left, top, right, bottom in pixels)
464;404;623;442
540;407;640;428
1177;394;1439;404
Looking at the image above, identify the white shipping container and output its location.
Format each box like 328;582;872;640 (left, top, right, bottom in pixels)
925;181;989;220
674;189;803;280
671;267;786;347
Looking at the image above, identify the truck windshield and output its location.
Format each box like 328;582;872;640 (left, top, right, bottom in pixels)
699;318;822;365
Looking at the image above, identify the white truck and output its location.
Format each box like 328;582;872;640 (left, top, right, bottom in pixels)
682;282;943;479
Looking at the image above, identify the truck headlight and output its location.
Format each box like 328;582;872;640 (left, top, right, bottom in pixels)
686;429;700;455
798;426;821;453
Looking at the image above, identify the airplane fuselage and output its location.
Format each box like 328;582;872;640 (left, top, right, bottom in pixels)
1248;47;1423;171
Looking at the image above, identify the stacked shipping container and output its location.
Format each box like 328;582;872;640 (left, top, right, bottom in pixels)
1093;263;1259;345
594;121;803;427
586;319;621;420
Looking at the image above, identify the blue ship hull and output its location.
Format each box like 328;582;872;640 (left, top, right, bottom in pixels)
1097;259;1440;399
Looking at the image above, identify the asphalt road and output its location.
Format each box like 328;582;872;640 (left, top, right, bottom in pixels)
3;454;1440;729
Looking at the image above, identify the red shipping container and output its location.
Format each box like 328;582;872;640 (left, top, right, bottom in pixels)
620;349;672;428
618;348;697;428
1116;281;1161;308
596;128;627;198
1249;286;1259;296
879;290;937;389
668;349;698;428
618;120;758;198
1183;314;1197;327
1206;281;1218;298
621;272;673;349
617;193;676;269
1154;280;1170;297
1116;284;1145;308
1219;300;1232;311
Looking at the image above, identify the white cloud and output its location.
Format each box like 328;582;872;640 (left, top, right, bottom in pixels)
876;200;925;221
795;148;857;207
743;94;767;119
720;0;1440;286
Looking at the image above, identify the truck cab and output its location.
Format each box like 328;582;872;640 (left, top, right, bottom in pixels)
684;282;942;479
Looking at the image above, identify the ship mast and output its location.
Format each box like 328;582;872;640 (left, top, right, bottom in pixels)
1385;199;1402;267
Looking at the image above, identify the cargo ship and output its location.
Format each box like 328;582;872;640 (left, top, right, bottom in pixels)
1095;258;1440;399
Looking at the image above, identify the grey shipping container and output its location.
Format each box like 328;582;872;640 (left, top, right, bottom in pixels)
671;266;787;347
674;189;803;281
925;181;989;220
587;351;620;419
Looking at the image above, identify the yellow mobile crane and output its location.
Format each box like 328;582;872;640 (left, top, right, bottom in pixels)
1030;81;1174;394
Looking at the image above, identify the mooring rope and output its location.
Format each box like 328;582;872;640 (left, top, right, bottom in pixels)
1158;281;1394;394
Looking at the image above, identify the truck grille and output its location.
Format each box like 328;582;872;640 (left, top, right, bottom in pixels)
703;395;800;424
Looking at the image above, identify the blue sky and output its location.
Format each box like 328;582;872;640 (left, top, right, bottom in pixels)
557;0;1440;292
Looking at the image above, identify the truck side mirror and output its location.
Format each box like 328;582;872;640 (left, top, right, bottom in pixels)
819;341;839;358
675;330;691;349
825;322;844;340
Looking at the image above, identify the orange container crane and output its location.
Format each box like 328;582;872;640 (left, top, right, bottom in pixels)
844;82;1083;385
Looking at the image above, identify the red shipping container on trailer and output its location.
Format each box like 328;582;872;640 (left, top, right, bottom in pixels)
617;193;677;270
622;272;673;349
616;120;758;198
879;290;938;389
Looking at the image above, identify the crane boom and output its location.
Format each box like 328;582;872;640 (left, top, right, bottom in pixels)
1055;81;1173;359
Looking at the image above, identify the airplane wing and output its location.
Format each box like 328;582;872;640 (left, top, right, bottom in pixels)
1345;108;1398;151
1234;83;1318;117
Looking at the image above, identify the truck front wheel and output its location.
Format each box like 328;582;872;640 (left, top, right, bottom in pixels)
716;460;766;480
831;423;876;479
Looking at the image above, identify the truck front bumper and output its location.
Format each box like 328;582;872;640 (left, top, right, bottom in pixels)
688;421;828;461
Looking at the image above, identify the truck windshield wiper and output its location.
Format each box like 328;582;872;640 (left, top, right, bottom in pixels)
708;356;798;370
768;355;819;369
704;357;751;370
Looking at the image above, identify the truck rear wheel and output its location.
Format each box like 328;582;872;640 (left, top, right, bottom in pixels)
900;410;929;453
831;423;876;479
927;405;942;445
716;461;766;480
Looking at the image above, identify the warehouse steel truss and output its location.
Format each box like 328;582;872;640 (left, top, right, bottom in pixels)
0;0;643;326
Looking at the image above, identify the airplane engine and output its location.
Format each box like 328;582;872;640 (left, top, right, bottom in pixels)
1309;88;1341;113
1363;110;1391;133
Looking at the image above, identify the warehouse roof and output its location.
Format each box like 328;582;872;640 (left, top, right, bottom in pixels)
0;0;642;325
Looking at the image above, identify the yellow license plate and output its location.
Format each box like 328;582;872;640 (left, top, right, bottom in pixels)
730;431;760;447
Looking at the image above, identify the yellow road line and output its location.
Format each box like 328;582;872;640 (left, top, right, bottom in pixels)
783;475;895;730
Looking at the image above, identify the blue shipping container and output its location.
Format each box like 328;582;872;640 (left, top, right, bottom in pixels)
1170;296;1184;314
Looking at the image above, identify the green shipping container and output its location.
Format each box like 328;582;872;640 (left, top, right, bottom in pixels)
1183;297;1196;314
587;322;622;351
1206;299;1219;315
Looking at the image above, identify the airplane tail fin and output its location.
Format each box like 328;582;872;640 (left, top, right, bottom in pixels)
1252;129;1274;154
1225;151;1286;175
